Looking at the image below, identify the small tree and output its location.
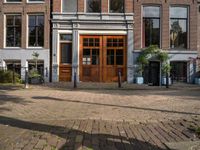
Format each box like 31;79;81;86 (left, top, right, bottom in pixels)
32;52;39;71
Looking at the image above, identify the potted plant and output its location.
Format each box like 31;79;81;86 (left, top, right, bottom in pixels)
161;63;172;87
29;52;44;84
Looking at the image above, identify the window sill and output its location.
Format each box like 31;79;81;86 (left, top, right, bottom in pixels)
27;47;44;50
3;2;22;4
26;1;45;4
3;47;21;50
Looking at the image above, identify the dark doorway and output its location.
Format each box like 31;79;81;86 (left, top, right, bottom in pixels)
170;61;187;82
148;61;160;86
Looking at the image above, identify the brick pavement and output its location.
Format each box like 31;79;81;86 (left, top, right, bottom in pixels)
0;116;199;150
0;83;200;149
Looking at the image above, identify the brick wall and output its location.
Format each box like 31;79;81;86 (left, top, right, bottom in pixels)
134;0;198;51
0;0;50;49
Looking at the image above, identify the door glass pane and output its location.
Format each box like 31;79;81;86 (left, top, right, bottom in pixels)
107;49;114;65
83;49;91;65
92;49;99;65
61;43;72;64
116;50;123;65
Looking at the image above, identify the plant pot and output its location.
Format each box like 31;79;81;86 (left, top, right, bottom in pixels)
162;77;172;85
30;77;41;84
195;78;200;85
135;77;144;85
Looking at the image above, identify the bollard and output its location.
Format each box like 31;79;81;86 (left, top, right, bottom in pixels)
118;70;122;88
12;64;15;84
25;69;29;89
74;70;77;89
166;72;169;88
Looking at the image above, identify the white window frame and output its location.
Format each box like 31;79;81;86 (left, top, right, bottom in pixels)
4;0;22;3
27;14;45;49
4;14;22;49
26;0;44;3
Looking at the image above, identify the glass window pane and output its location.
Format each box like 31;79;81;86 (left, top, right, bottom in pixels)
170;7;187;18
110;0;124;13
143;18;160;47
107;49;114;65
61;43;72;64
60;34;72;41
6;0;21;2
116;50;123;65
62;0;77;12
170;19;187;49
143;6;160;18
83;49;91;65
29;16;36;26
6;16;14;26
92;49;99;65
87;0;101;13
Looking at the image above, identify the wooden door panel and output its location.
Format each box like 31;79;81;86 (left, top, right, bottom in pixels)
59;65;72;82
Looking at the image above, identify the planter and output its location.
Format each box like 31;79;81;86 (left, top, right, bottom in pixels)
195;78;200;85
162;77;172;85
135;77;144;85
29;77;42;84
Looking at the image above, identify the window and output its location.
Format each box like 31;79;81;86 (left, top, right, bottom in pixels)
28;0;44;2
109;0;124;13
62;0;77;12
28;15;44;47
6;15;21;47
143;6;160;48
5;0;21;2
60;34;72;64
86;0;101;13
170;7;188;49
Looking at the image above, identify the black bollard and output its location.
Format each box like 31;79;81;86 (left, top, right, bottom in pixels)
166;72;169;88
74;70;77;88
12;64;15;84
118;70;122;88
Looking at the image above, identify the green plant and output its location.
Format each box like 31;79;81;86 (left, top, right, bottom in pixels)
162;63;171;75
29;69;41;78
0;70;21;83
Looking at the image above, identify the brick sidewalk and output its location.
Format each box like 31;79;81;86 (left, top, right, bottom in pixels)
0;116;199;150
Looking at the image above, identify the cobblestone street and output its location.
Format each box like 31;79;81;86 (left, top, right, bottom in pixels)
0;83;200;150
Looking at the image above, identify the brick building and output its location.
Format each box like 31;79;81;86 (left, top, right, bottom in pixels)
51;0;134;83
0;0;50;82
134;0;199;85
51;0;200;84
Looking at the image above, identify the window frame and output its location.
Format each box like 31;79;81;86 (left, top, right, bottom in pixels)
4;0;22;3
27;14;45;48
85;0;102;13
169;5;189;50
5;14;22;48
142;5;161;48
26;0;44;3
109;0;125;13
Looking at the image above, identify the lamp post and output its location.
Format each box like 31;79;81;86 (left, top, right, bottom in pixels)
73;65;78;89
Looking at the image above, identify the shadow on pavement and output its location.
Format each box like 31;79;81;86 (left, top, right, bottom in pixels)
32;96;200;116
0;115;166;150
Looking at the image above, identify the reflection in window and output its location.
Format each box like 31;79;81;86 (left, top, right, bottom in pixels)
110;0;124;13
92;49;99;65
143;6;160;47
61;43;72;64
107;50;114;65
170;7;188;49
83;49;91;65
6;15;21;47
86;0;101;13
28;15;44;47
62;0;77;12
116;50;123;65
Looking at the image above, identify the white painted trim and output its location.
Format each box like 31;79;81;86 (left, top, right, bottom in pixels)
78;30;127;35
58;30;73;34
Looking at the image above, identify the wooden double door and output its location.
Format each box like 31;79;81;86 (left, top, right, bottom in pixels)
80;35;127;82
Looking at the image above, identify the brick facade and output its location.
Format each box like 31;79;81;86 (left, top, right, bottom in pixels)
134;0;198;51
0;0;50;49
